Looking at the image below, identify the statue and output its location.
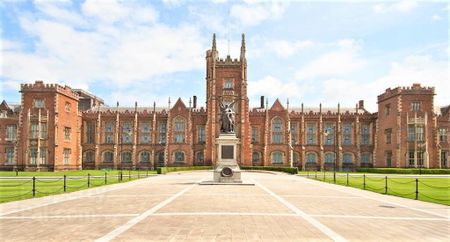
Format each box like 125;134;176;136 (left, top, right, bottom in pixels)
219;99;236;133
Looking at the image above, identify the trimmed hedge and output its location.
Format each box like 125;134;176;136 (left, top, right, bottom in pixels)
356;168;450;174
157;166;212;174
240;166;298;175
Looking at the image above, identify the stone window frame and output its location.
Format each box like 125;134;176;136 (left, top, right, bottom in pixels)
290;122;299;145
5;147;15;164
342;123;352;145
174;150;185;163
197;125;205;144
361;152;372;164
173;116;186;144
271;151;284;164
83;150;95;163
158;121;167;144
306;152;317;164
251;126;259;144
411;101;421;112
139;121;152;144
121;121;133;144
139;151;151;163
343;152;353;164
323;123;335;145
33;98;45;109
64;127;71;141
271;117;284;144
439;128;448;143
195;151;204;165
324;152;335;164
103;150;114;163
306;122;317;145
252;151;261;164
384;128;392;144
5;124;17;141
63;148;71;165
223;79;234;90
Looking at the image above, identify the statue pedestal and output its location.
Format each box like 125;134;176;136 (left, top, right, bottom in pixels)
200;133;253;185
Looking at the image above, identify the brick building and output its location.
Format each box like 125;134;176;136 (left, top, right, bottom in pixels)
0;34;449;171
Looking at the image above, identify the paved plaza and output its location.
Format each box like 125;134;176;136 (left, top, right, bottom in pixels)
0;171;449;241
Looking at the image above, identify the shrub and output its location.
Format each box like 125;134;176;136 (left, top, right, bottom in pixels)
157;166;212;174
356;168;450;174
240;166;298;175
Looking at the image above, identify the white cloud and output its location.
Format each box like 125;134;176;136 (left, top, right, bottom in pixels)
295;39;367;80
2;1;204;94
266;40;314;58
248;75;312;106
432;14;442;21
230;2;286;26
373;0;418;14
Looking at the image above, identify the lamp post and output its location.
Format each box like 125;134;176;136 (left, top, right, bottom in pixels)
324;126;337;183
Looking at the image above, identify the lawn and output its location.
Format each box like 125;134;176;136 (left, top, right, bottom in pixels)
302;171;450;206
0;169;157;203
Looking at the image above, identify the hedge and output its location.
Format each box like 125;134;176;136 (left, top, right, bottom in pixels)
156;166;212;174
240;166;298;175
356;168;450;174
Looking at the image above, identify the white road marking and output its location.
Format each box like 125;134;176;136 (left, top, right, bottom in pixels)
0;214;139;219
298;177;450;219
254;180;348;242
311;214;449;221
95;180;200;242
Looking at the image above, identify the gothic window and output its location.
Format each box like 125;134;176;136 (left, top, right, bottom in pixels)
64;127;71;141
122;122;133;144
439;128;448;143
290;122;299;144
39;148;47;164
84;151;95;163
306;123;317;145
140;122;151;144
360;123;370;145
306;153;317;164
121;151;132;163
33;99;44;108
6;125;17;141
30;123;39;139
324;123;335;145
271;118;284;144
104;122;114;144
29;148;38;164
361;153;372;164
63;149;71;164
174;151;185;163
195;151;204;165
65;102;71;112
158;122;167;144
251;126;259;143
271;151;283;164
343;153;353;164
416;126;424;142
411;101;421;112
293;152;300;166
40;123;47;139
408;151;415;167
252;152;261;164
103;151;114;163
86;122;95;144
5;147;15;164
173;117;186;143
140;151;150;163
407;125;415;141
342;123;352;145
197;126;205;143
385;128;392;144
224;79;233;89
324;153;335;164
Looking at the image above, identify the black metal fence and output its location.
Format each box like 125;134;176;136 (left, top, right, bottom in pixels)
305;171;450;204
0;170;154;202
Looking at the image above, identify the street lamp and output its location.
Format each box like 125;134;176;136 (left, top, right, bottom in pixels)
324;126;337;183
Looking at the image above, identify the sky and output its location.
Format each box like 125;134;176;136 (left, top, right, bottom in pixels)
0;0;448;112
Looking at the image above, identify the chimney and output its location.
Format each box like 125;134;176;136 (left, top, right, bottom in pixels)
193;96;197;109
358;100;364;109
260;96;265;108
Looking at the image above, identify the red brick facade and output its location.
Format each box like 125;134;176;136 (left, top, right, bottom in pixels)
0;35;449;171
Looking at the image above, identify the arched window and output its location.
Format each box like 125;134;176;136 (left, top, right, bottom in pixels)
174;151;185;163
252;152;261;164
84;150;95;163
195;151;204;165
140;151;150;163
293;152;300;166
103;151;114;163
272;117;284;144
121;151;132;163
324;153;335;164
343;153;353;164
271;151;284;164
306;152;317;164
156;151;165;166
361;153;372;164
173;117;186;143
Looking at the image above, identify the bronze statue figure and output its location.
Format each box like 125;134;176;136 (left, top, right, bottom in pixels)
219;99;236;133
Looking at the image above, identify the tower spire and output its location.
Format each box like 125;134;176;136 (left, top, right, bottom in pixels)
212;33;216;51
240;33;246;60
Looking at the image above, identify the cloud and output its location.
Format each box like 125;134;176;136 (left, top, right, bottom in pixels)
230;1;287;26
295;39;367;80
2;0;205;96
248;75;312;106
266;40;314;58
373;0;418;14
432;14;442;21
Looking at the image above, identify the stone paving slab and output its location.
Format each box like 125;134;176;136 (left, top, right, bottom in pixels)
114;215;331;242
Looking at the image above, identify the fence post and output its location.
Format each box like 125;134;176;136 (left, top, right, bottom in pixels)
346;173;349;186
63;175;67;192
138;169;140;179
32;176;36;197
323;171;326;181
104;172;107;184
119;172;121;182
415;178;419;200
16;169;19;176
88;173;90;188
315;171;317;179
363;174;366;190
385;176;388;194
146;167;149;177
129;170;131;181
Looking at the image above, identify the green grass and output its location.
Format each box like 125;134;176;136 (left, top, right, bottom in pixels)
304;172;450;206
0;170;157;203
